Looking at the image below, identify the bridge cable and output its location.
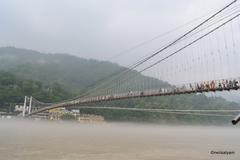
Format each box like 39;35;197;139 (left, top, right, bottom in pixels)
84;8;240;96
29;1;240;108
139;14;240;73
92;10;240;95
69;1;240;99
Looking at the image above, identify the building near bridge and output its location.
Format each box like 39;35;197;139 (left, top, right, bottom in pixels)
48;108;105;123
15;105;25;112
49;108;67;120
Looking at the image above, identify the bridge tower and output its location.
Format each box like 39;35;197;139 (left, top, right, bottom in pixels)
22;96;33;117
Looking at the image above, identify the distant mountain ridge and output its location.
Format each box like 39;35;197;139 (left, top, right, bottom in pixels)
0;47;169;93
0;47;126;93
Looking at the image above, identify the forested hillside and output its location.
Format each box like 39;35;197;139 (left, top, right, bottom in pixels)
0;71;72;112
0;47;169;93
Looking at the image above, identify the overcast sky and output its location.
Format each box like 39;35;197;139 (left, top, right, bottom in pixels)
0;0;233;64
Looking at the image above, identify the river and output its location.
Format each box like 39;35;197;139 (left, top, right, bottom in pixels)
0;120;239;160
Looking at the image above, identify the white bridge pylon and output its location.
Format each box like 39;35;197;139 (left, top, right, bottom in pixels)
22;96;33;117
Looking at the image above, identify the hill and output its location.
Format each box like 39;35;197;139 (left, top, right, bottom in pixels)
0;71;72;112
0;47;169;93
0;47;122;92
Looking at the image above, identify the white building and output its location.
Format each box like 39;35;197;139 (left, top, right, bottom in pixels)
15;105;27;112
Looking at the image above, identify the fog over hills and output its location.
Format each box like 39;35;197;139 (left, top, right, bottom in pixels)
0;47;126;92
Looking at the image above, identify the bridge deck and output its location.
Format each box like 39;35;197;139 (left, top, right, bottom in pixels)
28;78;240;116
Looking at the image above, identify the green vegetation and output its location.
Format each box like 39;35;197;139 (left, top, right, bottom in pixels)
0;71;72;112
80;95;239;124
79;108;232;124
0;47;239;124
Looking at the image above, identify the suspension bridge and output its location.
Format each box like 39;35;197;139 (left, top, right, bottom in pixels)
21;0;240;124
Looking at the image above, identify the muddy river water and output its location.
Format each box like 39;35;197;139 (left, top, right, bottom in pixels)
0;120;239;160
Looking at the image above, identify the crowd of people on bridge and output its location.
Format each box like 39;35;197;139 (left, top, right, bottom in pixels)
80;78;240;103
160;79;239;94
187;79;239;92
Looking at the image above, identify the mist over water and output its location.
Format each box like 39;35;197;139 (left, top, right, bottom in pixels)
0;120;239;160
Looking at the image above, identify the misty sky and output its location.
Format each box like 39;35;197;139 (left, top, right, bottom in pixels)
0;0;232;65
